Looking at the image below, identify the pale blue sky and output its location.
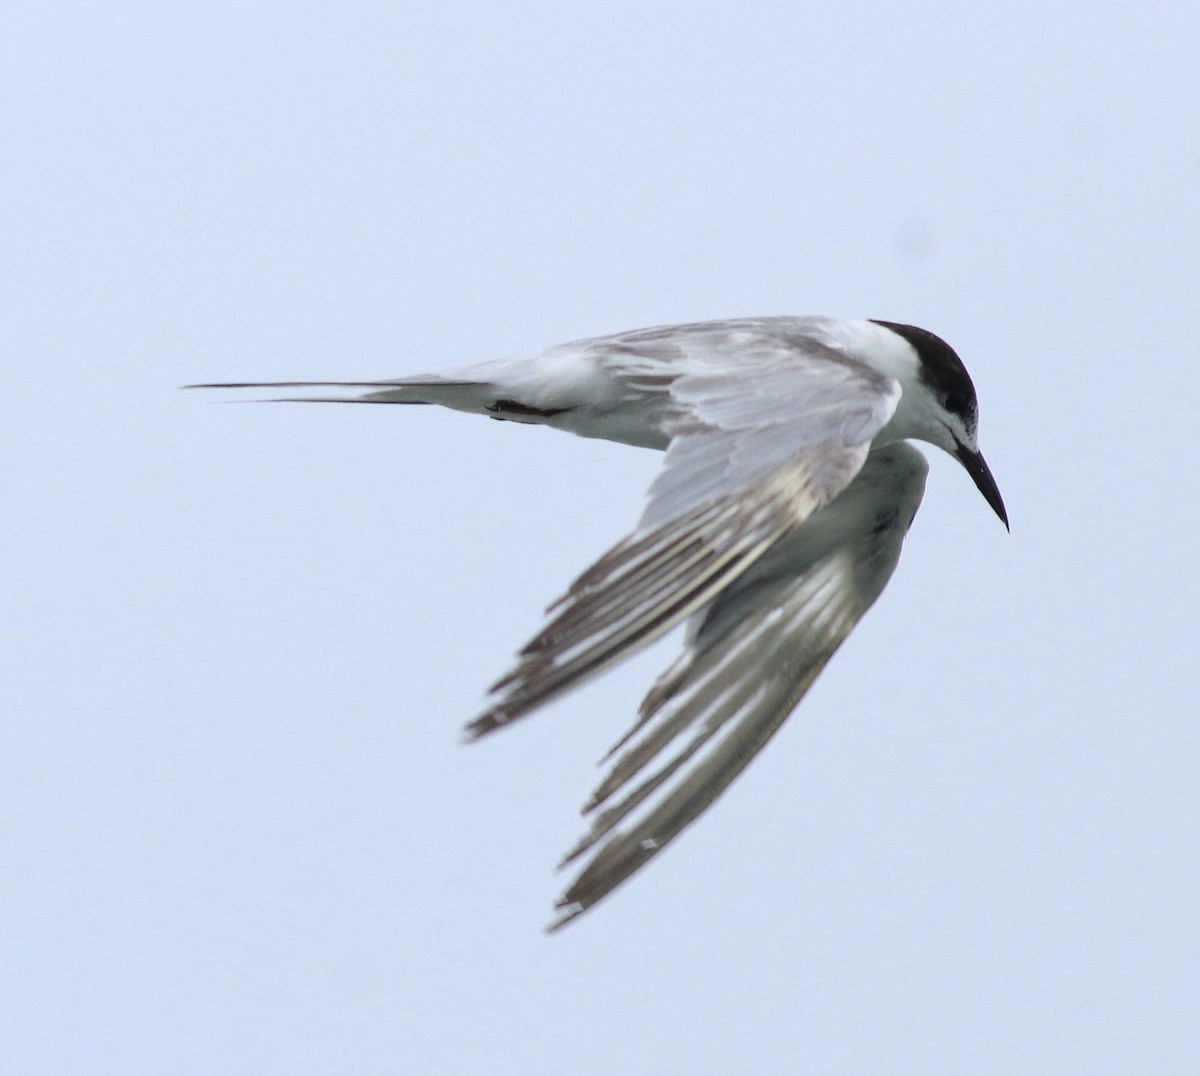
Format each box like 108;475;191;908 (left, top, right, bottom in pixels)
4;3;1199;1072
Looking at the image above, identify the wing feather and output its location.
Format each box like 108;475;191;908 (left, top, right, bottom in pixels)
626;325;901;530
465;455;848;738
546;444;929;930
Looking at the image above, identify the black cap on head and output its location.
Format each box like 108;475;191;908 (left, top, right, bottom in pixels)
871;320;978;430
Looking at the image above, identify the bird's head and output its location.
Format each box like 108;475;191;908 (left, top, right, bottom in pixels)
870;320;1008;530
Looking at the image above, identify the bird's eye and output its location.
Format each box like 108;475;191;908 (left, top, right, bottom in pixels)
943;391;968;415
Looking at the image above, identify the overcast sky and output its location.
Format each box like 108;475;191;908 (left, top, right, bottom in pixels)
4;3;1200;1073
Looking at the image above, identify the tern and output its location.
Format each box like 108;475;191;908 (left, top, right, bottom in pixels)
192;316;1007;930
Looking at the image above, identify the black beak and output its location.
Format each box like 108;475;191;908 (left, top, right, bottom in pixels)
955;442;1009;530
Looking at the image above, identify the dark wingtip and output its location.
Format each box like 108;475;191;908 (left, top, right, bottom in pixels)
544;900;585;934
462;711;507;742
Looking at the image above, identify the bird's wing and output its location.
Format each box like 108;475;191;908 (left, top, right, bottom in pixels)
545;443;929;929
589;318;903;528
466;326;902;737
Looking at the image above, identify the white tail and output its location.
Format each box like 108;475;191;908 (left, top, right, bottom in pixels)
184;377;502;413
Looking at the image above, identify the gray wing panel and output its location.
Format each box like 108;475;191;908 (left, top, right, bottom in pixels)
615;322;901;530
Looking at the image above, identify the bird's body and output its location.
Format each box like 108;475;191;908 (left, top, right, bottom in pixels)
193;315;1006;930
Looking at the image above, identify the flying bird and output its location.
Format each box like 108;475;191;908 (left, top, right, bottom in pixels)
192;316;1007;930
